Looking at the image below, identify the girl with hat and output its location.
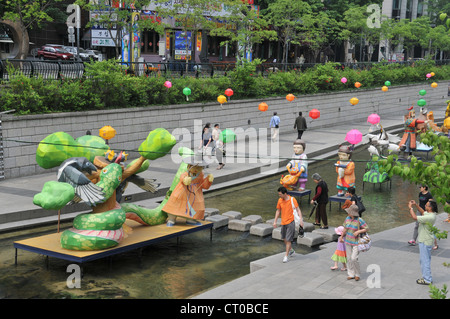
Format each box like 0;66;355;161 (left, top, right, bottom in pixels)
339;204;369;281
331;226;347;271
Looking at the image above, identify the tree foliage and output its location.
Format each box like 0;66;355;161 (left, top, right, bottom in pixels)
378;130;450;213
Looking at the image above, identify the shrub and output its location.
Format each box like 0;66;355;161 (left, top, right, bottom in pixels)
1;59;449;115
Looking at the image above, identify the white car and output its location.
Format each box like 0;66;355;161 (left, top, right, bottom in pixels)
85;49;102;61
63;46;91;61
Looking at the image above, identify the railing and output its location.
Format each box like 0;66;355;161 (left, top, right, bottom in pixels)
0;59;449;81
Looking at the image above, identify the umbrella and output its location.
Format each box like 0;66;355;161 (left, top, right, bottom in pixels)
345;129;363;145
308;201;318;219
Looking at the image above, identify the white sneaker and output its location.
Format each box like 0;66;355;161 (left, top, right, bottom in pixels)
283;255;289;263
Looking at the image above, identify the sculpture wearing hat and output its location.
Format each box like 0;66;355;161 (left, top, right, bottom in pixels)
280;139;308;191
162;153;214;226
398;107;426;158
335;144;355;196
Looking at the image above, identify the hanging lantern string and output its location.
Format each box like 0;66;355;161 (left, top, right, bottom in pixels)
3;137;436;165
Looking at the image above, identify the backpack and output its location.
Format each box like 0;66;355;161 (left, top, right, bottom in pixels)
355;196;366;215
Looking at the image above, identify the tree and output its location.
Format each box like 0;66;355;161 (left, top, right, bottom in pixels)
153;0;221;72
378;130;450;213
1;0;64;59
265;0;312;68
75;0;165;59
209;0;277;64
340;5;383;61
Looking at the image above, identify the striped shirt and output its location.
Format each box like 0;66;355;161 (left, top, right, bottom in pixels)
343;216;368;246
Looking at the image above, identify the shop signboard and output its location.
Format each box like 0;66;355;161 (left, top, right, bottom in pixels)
174;31;192;60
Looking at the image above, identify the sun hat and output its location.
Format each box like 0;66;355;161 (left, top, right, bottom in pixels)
334;226;344;235
342;199;352;209
182;152;210;167
345;204;360;217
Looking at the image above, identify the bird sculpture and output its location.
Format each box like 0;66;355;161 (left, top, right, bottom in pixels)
57;157;105;206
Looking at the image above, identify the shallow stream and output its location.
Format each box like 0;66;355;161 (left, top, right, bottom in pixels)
0;148;421;298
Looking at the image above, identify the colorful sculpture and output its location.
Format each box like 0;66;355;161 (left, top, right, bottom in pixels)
280;139;308;191
398;107;426;158
335;144;355;196
163;153;214;226
33;128;179;251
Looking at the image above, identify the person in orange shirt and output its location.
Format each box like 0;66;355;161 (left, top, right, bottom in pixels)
273;186;304;263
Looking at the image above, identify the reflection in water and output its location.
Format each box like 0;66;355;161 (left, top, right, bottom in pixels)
0;148;425;298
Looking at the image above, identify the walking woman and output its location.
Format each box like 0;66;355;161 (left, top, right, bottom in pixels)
339;204;369;281
310;173;329;229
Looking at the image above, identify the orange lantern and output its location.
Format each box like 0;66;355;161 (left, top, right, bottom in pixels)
309;108;320;120
381;86;388;92
430;72;435;77
217;95;227;105
349;97;359;105
99;125;116;141
258;102;268;112
286;94;295;102
431;82;438;88
354;82;361;88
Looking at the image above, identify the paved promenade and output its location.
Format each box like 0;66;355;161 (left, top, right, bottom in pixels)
0;102;448;299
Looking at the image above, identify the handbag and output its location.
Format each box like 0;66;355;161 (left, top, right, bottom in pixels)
291;197;303;237
355;196;366;215
357;218;371;252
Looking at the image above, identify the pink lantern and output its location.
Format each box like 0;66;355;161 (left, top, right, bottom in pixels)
164;81;172;89
345;129;363;145
341;77;347;84
367;113;381;125
426;73;432;78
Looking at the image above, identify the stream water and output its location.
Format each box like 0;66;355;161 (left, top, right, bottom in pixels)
0;147;421;299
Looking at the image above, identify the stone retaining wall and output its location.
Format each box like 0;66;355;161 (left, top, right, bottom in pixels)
1;82;448;179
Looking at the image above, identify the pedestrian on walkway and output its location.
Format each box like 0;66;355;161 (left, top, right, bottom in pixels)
310;173;329;229
294;112;307;139
273;186;304;263
213;124;225;170
408;185;433;246
339;204;369;281
211;123;220;153
331;226;347;271
269;112;280;142
408;199;437;285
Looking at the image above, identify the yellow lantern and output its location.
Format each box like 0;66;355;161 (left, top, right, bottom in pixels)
217;95;227;105
381;86;388;92
431;82;438;88
430;72;435;77
349;97;359;105
99;125;116;141
444;117;450;129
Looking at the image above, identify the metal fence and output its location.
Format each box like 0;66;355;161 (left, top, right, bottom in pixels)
1;59;449;81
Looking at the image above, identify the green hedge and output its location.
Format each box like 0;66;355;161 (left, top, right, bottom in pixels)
1;59;449;115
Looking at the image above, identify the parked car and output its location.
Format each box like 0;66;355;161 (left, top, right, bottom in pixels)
37;46;74;60
85;49;102;61
63;46;92;61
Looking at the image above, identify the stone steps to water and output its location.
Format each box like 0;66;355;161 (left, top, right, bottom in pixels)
204;208;339;247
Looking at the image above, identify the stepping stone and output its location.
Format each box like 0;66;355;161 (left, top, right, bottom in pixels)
303;222;315;232
228;219;252;232
272;227;299;240
242;215;263;225
205;215;229;229
266;218;281;227
312;228;339;242
204;208;220;218
222;211;242;220
297;232;324;247
250;224;273;237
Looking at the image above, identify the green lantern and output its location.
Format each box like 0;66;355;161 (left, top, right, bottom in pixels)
417;99;426;107
419;89;427;96
384;81;391;86
183;87;191;101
